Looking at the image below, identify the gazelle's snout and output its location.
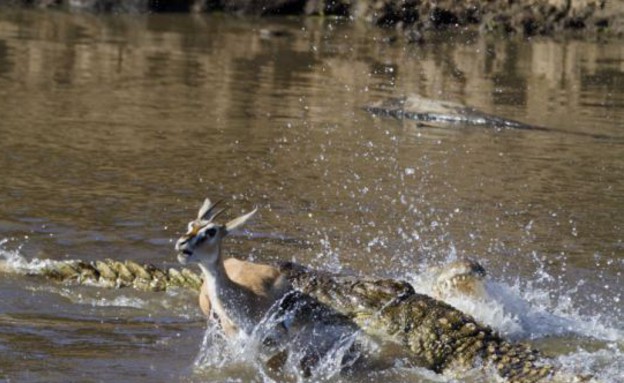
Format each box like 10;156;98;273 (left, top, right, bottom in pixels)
175;233;195;264
175;235;189;252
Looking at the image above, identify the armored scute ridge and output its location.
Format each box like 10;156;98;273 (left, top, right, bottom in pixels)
16;258;203;292
278;262;555;383
6;257;569;382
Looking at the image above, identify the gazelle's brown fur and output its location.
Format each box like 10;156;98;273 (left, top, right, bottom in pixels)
175;198;291;337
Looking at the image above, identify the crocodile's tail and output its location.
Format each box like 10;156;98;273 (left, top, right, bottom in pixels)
0;254;203;291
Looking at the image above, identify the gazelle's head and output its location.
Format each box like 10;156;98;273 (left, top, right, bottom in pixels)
175;198;257;266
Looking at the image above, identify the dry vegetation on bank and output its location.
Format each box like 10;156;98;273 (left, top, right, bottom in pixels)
8;0;624;37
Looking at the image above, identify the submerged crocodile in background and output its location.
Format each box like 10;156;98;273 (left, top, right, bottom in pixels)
364;95;548;130
0;255;592;382
365;95;618;142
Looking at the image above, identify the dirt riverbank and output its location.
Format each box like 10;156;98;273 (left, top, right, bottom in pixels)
9;0;624;37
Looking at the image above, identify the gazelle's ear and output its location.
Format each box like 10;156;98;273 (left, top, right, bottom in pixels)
225;207;258;234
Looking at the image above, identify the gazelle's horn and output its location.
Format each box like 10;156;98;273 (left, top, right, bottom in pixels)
197;198;225;222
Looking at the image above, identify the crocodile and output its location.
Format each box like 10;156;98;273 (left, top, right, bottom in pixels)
365;95;616;141
364;95;547;130
1;255;590;382
278;261;558;382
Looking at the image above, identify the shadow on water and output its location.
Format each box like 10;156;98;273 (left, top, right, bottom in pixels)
0;6;623;383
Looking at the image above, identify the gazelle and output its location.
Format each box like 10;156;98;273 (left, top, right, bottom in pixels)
175;198;291;337
175;199;366;377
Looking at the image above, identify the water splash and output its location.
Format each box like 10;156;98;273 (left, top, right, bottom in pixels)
316;234;343;274
192;292;364;382
0;238;84;278
408;256;624;383
193;318;235;369
409;261;623;342
556;346;624;383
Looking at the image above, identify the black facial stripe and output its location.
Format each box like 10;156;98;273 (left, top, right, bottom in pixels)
195;232;207;245
182;248;193;256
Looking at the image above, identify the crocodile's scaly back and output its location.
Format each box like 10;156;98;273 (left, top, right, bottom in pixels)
0;257;203;291
279;262;554;383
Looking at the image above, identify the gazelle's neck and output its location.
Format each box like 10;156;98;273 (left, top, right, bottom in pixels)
198;260;227;313
196;249;256;334
197;247;229;285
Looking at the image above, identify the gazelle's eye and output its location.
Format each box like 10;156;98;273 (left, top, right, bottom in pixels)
205;227;218;238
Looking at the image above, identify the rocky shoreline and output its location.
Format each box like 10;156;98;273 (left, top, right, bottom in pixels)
8;0;624;37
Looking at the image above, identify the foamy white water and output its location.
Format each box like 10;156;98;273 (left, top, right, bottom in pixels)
0;238;57;275
407;256;624;383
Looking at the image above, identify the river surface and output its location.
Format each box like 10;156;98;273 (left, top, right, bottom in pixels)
0;8;623;383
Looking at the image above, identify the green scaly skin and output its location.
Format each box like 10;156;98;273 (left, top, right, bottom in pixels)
6;257;583;382
12;258;203;292
278;262;555;383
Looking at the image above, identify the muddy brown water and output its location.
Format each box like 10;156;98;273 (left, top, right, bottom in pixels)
0;8;623;383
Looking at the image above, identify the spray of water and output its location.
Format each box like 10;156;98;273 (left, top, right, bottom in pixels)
406;253;624;382
0;238;50;274
192;290;366;382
